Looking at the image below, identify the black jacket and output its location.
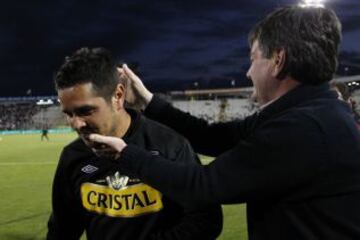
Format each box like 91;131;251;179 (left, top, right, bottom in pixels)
47;110;222;240
120;84;360;240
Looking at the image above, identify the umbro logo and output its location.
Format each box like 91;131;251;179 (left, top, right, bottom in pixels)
150;150;159;156
81;164;98;174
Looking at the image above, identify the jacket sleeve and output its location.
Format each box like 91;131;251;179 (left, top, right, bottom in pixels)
150;141;223;240
47;150;86;240
119;112;324;205
144;95;254;157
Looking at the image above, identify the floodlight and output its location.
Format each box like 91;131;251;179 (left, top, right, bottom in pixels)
299;0;326;8
36;99;54;106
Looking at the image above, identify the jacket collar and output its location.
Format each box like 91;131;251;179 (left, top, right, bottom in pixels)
258;82;336;121
122;108;143;142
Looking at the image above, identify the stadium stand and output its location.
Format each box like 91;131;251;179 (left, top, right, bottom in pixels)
0;103;40;130
0;96;65;131
0;81;359;131
173;98;256;123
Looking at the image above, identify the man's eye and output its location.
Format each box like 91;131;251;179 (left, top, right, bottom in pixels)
77;111;91;116
77;109;95;116
63;112;73;118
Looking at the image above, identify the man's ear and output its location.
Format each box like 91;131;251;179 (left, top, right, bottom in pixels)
113;83;126;110
272;48;286;78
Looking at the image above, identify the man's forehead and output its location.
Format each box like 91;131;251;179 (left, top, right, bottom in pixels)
58;86;105;111
58;83;95;95
58;84;101;102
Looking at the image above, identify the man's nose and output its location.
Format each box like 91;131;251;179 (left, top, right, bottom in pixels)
70;116;86;130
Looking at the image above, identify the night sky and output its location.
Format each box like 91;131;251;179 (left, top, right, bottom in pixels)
1;0;360;97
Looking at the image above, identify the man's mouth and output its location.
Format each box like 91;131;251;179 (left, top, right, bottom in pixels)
78;131;106;150
79;133;91;141
78;130;96;144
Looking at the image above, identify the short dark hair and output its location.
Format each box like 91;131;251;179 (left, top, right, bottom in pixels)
55;47;123;101
249;6;342;85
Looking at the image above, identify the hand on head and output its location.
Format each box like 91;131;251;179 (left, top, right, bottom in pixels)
118;64;153;111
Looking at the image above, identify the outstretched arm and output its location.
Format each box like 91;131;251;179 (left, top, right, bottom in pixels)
120;65;252;156
89;114;322;206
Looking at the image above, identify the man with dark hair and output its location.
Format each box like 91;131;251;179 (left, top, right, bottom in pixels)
46;47;222;240
90;6;360;240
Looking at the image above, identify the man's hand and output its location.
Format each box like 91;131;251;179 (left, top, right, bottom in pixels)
118;64;153;111
89;134;127;159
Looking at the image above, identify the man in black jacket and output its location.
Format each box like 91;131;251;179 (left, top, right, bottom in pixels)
90;6;360;240
46;47;222;240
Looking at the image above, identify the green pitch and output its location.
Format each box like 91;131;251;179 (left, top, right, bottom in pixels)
0;133;247;240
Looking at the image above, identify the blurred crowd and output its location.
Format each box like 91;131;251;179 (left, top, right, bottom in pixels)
0;103;39;130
